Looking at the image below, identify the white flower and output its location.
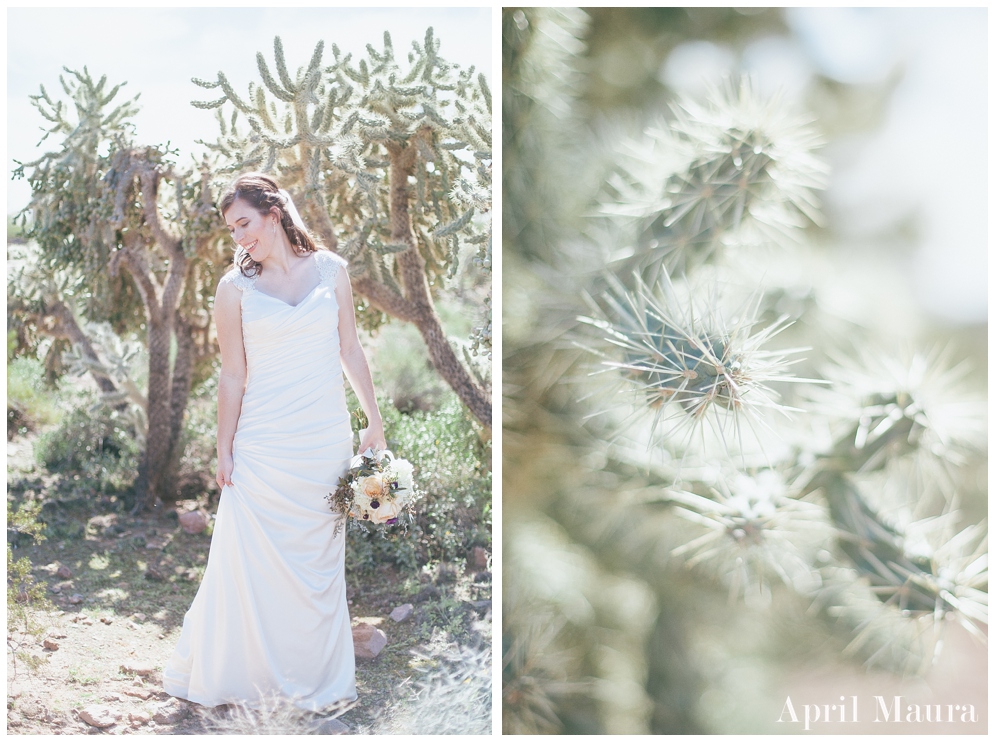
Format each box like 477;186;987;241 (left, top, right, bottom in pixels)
389;458;415;503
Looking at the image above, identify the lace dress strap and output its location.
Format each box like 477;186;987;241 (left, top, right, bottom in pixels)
219;268;257;293
315;249;348;284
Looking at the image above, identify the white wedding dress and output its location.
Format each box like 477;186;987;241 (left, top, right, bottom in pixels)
163;249;357;710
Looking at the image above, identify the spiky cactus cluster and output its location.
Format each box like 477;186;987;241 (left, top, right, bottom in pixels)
192;29;490;286
581;79;986;669
603;81;828;279
579;272;806;446
192;29;492;423
503;9;986;733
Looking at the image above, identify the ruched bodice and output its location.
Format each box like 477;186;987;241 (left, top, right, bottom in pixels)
164;249;357;710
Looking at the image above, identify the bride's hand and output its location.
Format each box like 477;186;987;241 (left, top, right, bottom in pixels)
358;423;387;455
217;452;234;489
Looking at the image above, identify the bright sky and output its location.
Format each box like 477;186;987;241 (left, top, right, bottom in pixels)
7;6;492;214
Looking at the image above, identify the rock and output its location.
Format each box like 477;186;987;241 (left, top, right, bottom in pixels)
120;662;156;677
314;717;350;734
470;546;489;570
152;698;189;725
129;711;151;726
132;612;147;622
473;570;492;584
19;699;44;718
79;705;119;728
389;603;414;623
102;693;123;702
100;616;113;625
50;585;62;594
56;564;73;579
15;590;29;603
68;594;84;605
352;622;387;659
123;688;153;700
144;566;165;582
43;639;59;651
178;510;209;535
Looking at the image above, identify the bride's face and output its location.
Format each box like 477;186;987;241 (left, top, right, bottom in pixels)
224;198;279;260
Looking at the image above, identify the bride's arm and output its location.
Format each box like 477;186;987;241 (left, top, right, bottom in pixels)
335;266;386;453
214;280;247;488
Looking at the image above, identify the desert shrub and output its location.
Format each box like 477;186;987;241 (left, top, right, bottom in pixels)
34;398;140;495
6;334;65;439
345;392;491;575
176;364;222;499
366;642;492;734
7;498;52;675
368;321;449;414
199;694;353;735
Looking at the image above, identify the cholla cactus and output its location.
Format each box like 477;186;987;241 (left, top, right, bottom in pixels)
12;68;229;512
193;30;492;427
603;78;828;280
503;8;986;734
578;271;809;451
812;346;986;485
665;468;832;602
583;80;987;671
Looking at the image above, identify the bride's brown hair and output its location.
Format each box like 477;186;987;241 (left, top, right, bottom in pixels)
219;173;321;277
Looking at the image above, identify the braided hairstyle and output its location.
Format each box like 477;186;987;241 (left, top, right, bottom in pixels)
219;173;321;277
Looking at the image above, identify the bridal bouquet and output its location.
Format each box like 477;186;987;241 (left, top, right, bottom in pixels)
328;449;419;535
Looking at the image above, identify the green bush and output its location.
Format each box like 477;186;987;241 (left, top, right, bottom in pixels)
178;364;222;494
367;322;449;414
6;337;65;438
7;499;51;655
345;392;491;575
34;400;140;494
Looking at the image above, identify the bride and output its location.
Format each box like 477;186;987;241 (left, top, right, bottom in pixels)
163;172;386;711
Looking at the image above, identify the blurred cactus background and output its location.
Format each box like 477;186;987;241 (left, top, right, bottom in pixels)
503;7;986;734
